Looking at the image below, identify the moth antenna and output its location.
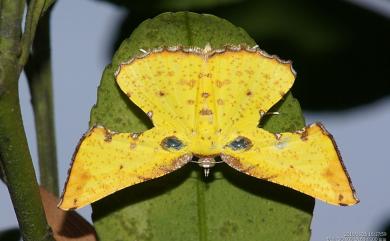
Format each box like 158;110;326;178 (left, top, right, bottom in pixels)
268;111;280;115
214;160;224;163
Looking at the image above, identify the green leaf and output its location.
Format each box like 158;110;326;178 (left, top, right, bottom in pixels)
90;12;314;241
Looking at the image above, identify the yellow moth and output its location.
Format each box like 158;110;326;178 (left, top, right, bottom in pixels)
58;44;358;210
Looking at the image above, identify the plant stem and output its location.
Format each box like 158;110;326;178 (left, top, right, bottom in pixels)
0;67;53;241
25;9;59;196
196;173;208;241
19;0;51;67
0;0;55;240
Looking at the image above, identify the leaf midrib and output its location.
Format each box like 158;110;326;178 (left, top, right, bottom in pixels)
184;12;208;241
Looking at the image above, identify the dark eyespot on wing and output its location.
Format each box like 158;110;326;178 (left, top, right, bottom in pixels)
161;136;184;150
227;136;253;151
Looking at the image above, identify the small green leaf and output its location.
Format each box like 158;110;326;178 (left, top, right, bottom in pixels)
90;12;313;241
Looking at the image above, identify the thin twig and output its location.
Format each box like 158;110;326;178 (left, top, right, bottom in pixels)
19;0;52;66
25;9;59;196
